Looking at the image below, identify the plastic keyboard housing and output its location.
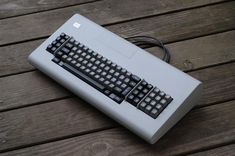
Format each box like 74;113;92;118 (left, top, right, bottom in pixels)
28;14;202;144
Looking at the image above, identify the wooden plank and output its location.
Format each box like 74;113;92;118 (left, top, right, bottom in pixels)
0;39;43;77
0;98;114;153
0;100;234;155
0;0;226;20
107;1;235;42
150;30;235;71
188;144;235;156
188;63;235;107
0;71;70;111
0;61;234;113
0;0;232;46
189;63;235;106
0;0;99;19
1;30;234;77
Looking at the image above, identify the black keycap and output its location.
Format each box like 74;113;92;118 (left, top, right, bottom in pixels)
69;38;75;43
121;87;132;97
127;94;134;101
61;47;70;54
56;36;61;41
52;57;60;64
141;81;147;86
139;102;147;111
55;42;61;47
129;81;137;87
145;105;152;113
60;33;66;38
104;89;111;95
133;98;140;104
46;44;53;53
114;86;122;94
147;84;153;89
61;55;68;61
55;51;63;58
131;75;141;82
155;104;163;111
113;95;123;103
109;93;123;104
150;109;159;119
65;43;73;49
138;93;144;99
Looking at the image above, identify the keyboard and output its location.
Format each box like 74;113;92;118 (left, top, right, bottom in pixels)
28;14;202;144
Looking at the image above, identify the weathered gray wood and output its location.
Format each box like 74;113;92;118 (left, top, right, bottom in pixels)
0;61;234;113
0;1;234;154
188;144;235;156
0;0;99;19
0;100;234;155
0;0;233;46
1;30;234;77
150;30;235;71
189;62;235;106
107;1;235;42
0;0;226;20
0;71;70;111
0;39;44;76
0;98;114;153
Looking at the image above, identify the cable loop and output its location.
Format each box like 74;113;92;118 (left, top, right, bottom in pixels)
127;36;171;63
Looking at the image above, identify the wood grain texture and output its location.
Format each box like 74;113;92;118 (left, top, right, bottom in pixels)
0;100;234;155
0;0;233;46
0;0;99;19
0;61;234;111
0;62;234;152
0;0;234;155
0;39;44;76
0;71;70;111
189;62;235;106
1;30;235;77
0;0;225;20
106;1;235;41
188;144;235;156
151;30;235;71
0;98;115;152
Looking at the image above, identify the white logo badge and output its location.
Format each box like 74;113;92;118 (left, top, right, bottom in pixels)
73;22;81;29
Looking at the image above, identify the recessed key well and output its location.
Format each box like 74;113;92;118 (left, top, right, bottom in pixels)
46;33;173;119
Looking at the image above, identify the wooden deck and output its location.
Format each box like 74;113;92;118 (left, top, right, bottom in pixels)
0;0;235;155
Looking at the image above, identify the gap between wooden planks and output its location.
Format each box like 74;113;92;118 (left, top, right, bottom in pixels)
0;62;234;152
0;99;234;155
0;0;235;155
0;0;100;19
1;30;234;77
0;1;235;77
0;0;233;46
188;143;235;156
0;34;234;111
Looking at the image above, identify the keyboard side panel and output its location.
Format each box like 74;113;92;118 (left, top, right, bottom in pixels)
150;83;203;144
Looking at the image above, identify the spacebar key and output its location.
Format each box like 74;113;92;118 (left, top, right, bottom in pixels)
62;63;105;91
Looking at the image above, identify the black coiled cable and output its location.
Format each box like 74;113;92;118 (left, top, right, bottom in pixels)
127;36;171;63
